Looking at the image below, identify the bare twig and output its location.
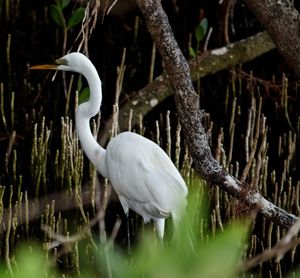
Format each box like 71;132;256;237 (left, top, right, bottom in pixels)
5;130;16;174
106;0;119;15
240;218;300;272
44;207;105;249
241;97;262;182
203;27;213;52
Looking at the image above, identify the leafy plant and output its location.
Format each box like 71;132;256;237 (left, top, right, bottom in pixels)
189;18;208;58
50;0;85;31
49;0;85;57
49;0;86;114
195;18;208;44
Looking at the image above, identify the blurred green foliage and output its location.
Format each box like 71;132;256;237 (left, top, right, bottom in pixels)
100;193;247;278
0;245;56;278
0;187;249;278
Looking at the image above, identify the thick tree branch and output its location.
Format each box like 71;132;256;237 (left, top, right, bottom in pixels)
136;0;298;228
244;0;300;78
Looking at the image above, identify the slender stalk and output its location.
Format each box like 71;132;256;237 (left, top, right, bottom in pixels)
5;186;13;276
0;83;8;131
149;41;156;82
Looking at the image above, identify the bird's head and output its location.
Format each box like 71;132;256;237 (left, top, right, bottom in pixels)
30;52;90;73
30;52;102;113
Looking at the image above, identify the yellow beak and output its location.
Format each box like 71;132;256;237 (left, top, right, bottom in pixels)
29;64;58;70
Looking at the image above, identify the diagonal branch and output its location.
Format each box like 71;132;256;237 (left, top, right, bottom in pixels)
136;0;298;228
240;218;300;271
100;31;275;143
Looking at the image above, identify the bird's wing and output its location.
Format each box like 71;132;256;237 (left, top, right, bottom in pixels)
106;132;187;219
144;167;187;219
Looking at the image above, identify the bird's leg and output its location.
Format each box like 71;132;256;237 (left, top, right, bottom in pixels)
126;212;131;253
118;196;131;253
154;218;165;239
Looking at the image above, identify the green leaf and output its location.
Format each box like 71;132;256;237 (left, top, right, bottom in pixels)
188;46;196;58
196;224;247;278
79;87;90;105
58;0;71;10
200;18;208;33
67;7;85;29
49;4;66;29
195;18;208;43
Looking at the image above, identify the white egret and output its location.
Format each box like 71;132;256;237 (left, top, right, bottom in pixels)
30;52;188;239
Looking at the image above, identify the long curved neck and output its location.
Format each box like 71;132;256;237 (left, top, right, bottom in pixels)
75;61;107;178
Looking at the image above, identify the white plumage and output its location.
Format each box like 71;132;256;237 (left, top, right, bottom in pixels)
31;52;188;238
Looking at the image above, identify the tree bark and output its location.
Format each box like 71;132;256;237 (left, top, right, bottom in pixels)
244;0;300;78
136;0;298;228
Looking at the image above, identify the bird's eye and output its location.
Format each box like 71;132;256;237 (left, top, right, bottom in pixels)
55;58;68;66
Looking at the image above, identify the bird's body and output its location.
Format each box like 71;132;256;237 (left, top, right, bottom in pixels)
106;132;187;220
30;52;188;238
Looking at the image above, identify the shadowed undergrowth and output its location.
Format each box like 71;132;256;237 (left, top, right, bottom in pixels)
1;1;300;277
